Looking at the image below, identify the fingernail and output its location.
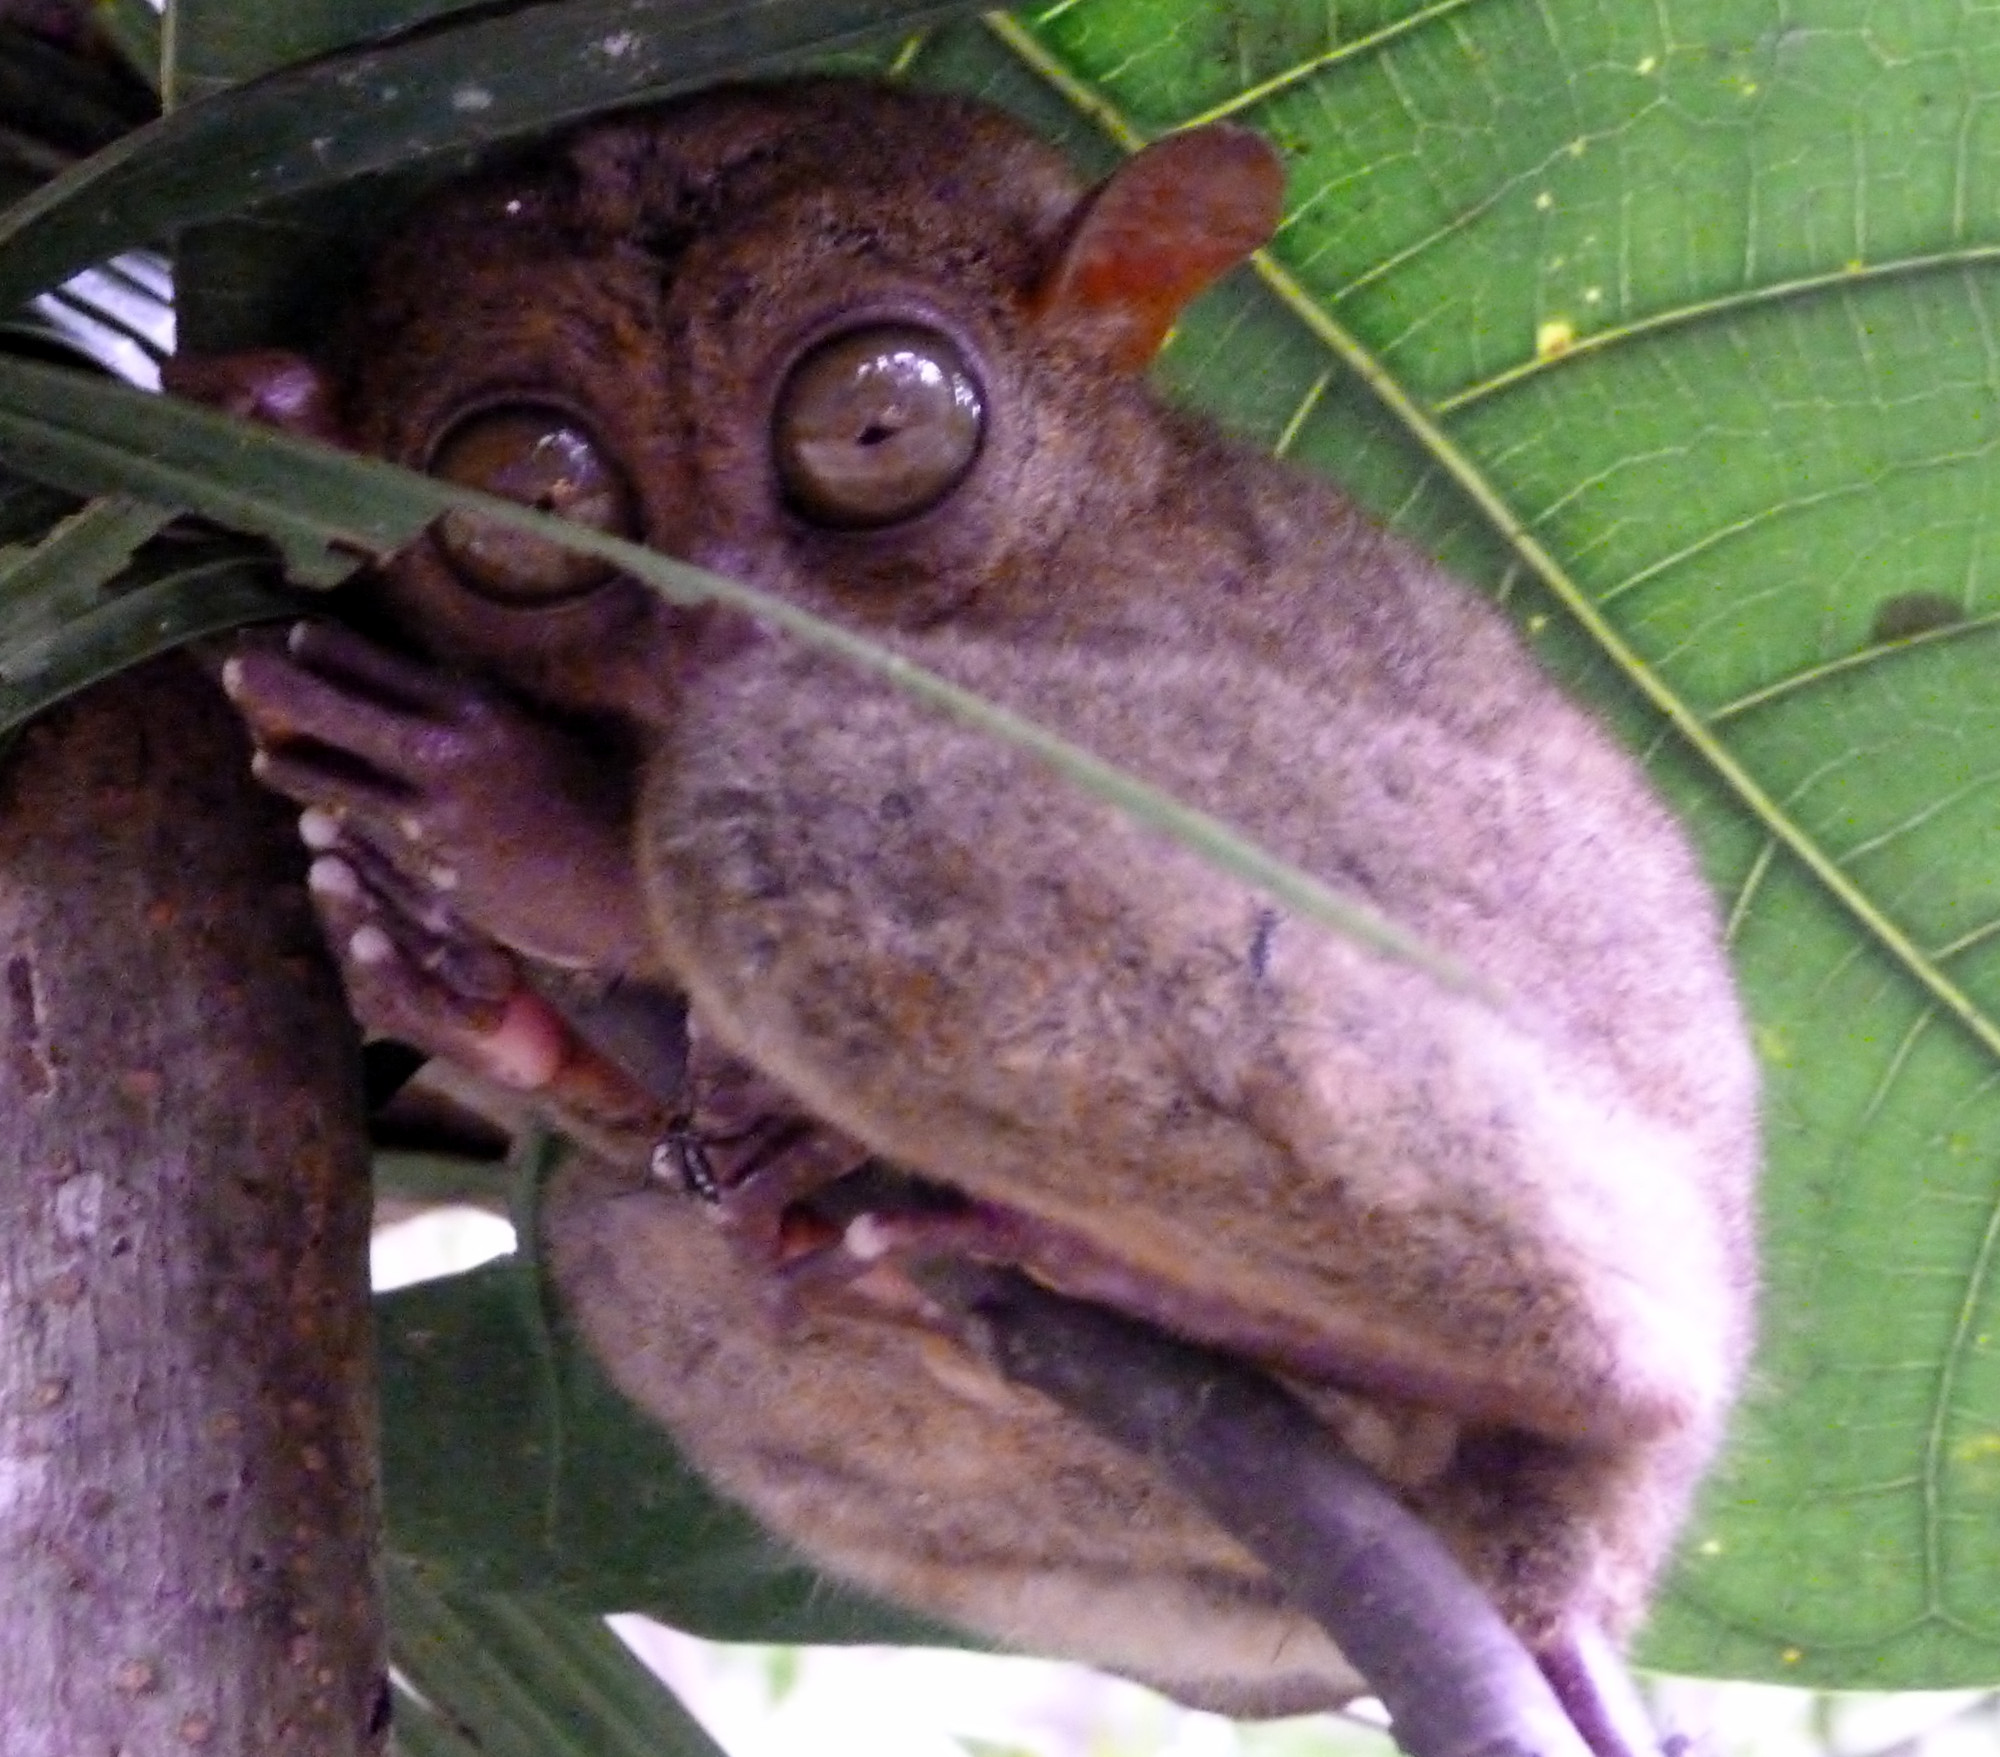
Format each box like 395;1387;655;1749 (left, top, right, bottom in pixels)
349;924;396;967
307;855;359;901
287;621;314;654
299;807;342;851
219;656;245;699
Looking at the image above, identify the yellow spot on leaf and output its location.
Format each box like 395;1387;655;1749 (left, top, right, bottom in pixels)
1535;190;1554;211
1584;286;1603;304
1637;54;1658;74
1755;1025;1792;1066
1782;1648;1803;1666
1536;319;1577;359
1955;1433;2000;1462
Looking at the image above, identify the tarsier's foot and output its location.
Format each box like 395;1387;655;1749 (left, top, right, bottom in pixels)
666;1018;1042;1333
669;1020;1286;1367
304;807;682;1147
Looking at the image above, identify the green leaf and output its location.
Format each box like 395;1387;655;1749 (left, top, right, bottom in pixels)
960;0;2000;1694
162;0;493;106
0;493;169;636
91;0;163;94
11;0;2000;1701
0;550;304;730
386;1567;729;1757
0;0;992;311
376;1256;956;1646
373;1148;510;1209
0;495;304;726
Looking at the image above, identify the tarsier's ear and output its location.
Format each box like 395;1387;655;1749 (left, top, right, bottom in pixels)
161;349;347;446
1032;125;1285;371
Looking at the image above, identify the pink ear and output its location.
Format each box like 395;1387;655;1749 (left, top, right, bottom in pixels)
1034;124;1285;370
162;349;347;446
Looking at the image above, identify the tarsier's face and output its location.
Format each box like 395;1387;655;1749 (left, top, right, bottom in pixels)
210;80;1760;1719
335;83;1128;720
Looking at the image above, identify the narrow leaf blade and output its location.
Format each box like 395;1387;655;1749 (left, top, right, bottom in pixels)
0;0;990;308
0;357;1472;990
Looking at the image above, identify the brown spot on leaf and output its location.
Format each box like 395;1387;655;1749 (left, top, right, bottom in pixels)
1870;591;1962;644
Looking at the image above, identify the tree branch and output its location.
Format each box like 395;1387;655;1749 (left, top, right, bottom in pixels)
914;1259;1611;1757
0;657;386;1752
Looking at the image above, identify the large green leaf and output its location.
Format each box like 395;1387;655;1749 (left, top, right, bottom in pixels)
385;1564;733;1757
377;1253;954;1646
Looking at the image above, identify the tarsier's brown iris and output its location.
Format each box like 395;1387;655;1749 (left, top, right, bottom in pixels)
773;322;984;527
429;404;638;602
426;323;983;599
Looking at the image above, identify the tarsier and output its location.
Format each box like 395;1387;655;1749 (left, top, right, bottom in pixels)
184;79;1760;1719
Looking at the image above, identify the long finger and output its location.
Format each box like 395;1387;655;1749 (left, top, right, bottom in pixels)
307;854;564;1089
223;645;439;780
281;619;469;718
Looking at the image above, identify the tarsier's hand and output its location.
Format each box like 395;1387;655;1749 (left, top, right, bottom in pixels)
297;797;568;1090
222;622;670;1137
222;620;649;975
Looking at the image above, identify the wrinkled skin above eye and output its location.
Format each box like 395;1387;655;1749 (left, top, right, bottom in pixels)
774;323;985;527
430;404;639;602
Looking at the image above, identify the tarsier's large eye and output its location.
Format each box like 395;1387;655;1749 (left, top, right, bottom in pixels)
428;405;639;604
774;324;984;528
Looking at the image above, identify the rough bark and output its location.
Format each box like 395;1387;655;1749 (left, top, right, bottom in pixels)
0;657;387;1754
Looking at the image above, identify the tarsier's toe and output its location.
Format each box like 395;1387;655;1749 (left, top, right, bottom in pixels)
302;837;567;1092
669;1029;1037;1335
282;617;470;715
667;1026;951;1321
300;808;481;952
